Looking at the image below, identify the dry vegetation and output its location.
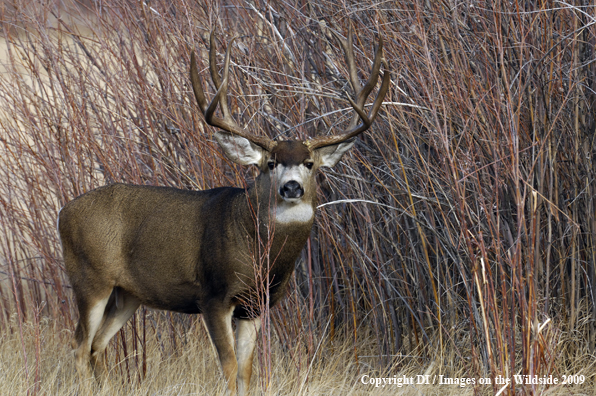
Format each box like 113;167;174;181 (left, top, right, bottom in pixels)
1;0;596;395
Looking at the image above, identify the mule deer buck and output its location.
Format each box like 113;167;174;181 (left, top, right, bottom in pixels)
58;28;389;395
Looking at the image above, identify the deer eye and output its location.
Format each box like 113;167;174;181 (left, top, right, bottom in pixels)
268;161;276;170
304;161;314;170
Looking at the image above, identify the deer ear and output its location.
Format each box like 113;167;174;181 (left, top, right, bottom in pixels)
315;139;356;168
214;131;265;166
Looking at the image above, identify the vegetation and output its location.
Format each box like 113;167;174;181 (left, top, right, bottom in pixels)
0;0;595;394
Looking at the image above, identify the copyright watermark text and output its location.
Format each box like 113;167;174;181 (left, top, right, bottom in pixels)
360;374;586;388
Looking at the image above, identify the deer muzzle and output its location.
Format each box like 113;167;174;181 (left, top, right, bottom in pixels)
280;180;304;200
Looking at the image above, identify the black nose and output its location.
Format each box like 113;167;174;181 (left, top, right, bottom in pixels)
280;180;304;199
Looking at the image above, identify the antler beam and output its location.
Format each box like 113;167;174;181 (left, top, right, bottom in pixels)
304;26;390;150
190;32;277;151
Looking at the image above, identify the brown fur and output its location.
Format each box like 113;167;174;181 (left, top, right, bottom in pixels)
59;140;323;395
270;141;311;166
61;28;388;394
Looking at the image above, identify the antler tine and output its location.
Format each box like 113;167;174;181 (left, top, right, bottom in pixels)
207;31;234;121
333;25;361;111
190;51;208;112
205;33;236;125
305;28;390;150
208;31;222;89
189;31;276;151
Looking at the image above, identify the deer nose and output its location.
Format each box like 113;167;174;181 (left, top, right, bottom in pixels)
280;180;304;199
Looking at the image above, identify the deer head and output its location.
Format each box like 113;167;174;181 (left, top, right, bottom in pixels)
189;28;390;220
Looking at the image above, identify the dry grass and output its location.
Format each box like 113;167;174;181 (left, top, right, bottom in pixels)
1;0;596;395
0;316;592;395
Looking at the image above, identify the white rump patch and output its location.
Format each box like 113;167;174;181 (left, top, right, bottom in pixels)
274;202;314;224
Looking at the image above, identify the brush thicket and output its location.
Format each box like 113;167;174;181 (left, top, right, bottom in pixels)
0;1;595;395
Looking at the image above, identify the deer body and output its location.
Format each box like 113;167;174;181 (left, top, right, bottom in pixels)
60;29;389;395
59;182;312;316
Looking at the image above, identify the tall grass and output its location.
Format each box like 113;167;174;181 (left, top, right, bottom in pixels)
1;1;595;395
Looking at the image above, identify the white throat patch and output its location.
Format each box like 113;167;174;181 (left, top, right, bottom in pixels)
274;201;314;224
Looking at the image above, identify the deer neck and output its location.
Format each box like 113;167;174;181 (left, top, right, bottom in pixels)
247;172;316;228
227;174;314;306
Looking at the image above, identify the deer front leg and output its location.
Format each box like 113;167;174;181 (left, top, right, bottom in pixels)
235;317;261;396
204;306;237;395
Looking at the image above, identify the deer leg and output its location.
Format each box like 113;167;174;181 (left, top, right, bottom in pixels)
72;292;111;382
235;317;261;396
203;306;237;395
90;288;140;380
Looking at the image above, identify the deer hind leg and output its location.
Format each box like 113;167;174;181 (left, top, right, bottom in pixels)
72;292;111;382
90;288;140;380
203;305;237;395
235;317;261;396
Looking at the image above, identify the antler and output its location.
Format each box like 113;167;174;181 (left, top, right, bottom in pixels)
304;26;390;150
190;32;277;151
